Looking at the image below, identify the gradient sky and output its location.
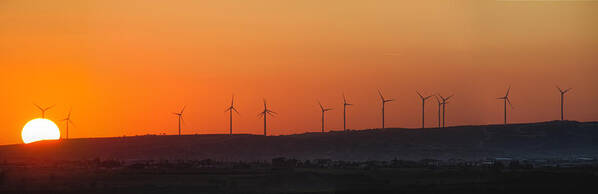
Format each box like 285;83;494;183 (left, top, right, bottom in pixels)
1;0;597;145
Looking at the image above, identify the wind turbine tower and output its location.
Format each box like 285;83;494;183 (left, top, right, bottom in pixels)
258;99;276;136
496;86;513;125
378;89;394;129
319;101;332;133
173;106;186;136
439;94;453;128
417;91;433;129
557;86;572;121
225;95;240;135
342;93;353;131
434;96;443;128
61;109;74;140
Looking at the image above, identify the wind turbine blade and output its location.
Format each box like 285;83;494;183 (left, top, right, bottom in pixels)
268;110;278;115
343;93;347;103
47;104;56;110
505;86;511;97
446;95;454;101
378;89;385;101
556;85;563;92
565;88;572;93
233;107;240;115
439;95;445;101
424;95;432;100
318;101;323;110
416;91;423;99
435;96;441;104
507;98;513;108
257;113;264;118
231;94;235;106
34;103;43;111
267;112;276;116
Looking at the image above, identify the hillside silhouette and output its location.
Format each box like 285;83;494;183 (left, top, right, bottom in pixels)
1;121;597;162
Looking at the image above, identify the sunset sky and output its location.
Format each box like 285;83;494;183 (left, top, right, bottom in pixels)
1;0;597;145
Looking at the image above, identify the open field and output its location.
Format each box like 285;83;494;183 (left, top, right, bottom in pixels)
1;162;598;194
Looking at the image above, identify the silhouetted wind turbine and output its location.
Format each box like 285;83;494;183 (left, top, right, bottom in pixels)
34;104;55;118
434;96;443;128
557;86;572;121
378;89;394;129
319;101;332;133
225;95;240;135
258;99;276;136
496;86;513;125
342;93;353;131
439;94;453;128
173;106;186;136
61;109;74;140
417;91;433;129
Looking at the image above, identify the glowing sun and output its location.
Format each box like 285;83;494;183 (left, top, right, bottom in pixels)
22;118;60;144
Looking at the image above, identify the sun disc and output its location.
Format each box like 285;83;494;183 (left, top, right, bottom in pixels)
21;118;60;144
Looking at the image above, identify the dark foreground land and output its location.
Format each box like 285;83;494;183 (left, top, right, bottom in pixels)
1;161;598;194
1;120;597;161
1;120;598;193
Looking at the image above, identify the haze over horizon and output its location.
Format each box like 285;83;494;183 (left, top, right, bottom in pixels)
1;0;597;145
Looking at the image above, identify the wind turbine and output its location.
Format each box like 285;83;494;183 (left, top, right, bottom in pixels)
416;91;433;129
225;95;239;135
434;96;443;128
557;86;572;121
61;109;74;140
496;86;513;125
258;99;276;136
34;104;55;118
378;89;394;129
173;106;186;136
439;94;453;128
319;101;332;133
342;93;353;131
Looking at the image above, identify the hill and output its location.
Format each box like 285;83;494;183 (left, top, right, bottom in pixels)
1;121;597;162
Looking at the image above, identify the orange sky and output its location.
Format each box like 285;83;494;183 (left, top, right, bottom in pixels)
1;0;597;145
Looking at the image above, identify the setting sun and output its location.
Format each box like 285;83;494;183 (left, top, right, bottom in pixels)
21;118;60;144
